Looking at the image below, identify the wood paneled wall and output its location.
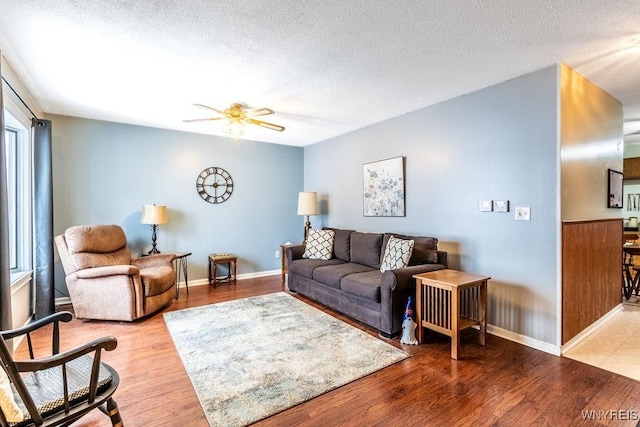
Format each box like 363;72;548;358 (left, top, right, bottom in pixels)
624;157;640;180
562;219;622;344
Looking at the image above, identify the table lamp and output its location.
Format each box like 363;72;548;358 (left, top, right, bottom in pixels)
297;192;318;243
141;204;168;254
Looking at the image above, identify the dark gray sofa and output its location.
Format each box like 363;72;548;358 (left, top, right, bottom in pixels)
286;228;447;338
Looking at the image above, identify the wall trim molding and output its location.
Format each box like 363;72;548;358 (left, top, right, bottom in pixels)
55;270;281;307
55;297;72;307
54;269;571;359
488;324;561;356
560;303;623;354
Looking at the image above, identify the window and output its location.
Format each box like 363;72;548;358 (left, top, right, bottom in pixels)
4;127;18;269
3;107;32;278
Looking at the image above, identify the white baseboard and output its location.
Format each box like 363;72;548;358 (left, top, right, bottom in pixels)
487;324;562;356
560;303;623;354
55;270;282;306
55;297;72;307
54;269;571;359
183;269;280;289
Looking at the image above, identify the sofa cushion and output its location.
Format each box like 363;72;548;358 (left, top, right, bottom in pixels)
69;248;132;271
381;233;439;265
65;224;127;253
340;271;383;302
324;228;353;262
140;266;176;297
303;229;336;260
350;232;383;269
289;258;345;280
0;368;23;422
380;235;414;272
64;225;132;270
313;263;375;289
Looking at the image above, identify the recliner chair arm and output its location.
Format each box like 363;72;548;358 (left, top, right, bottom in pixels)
74;265;139;279
131;253;176;269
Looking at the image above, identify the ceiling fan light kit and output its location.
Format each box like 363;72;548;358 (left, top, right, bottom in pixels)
223;120;245;139
184;103;285;139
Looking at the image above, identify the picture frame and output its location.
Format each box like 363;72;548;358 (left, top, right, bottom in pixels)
363;156;405;217
607;168;623;209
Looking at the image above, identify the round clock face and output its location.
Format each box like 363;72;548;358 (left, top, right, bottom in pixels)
196;167;234;204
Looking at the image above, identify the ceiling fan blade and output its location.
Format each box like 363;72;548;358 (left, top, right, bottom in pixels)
247;118;285;132
193;103;225;115
183;117;224;123
248;107;274;117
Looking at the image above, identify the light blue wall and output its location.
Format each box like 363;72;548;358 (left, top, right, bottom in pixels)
304;65;560;345
49;65;604;347
51;115;303;296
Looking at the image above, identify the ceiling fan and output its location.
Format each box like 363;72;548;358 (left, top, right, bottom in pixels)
625;118;640;136
184;103;285;135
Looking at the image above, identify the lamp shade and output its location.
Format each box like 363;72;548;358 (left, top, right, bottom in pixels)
297;192;318;216
141;205;168;225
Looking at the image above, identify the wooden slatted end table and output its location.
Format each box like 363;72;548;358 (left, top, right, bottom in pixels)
413;269;490;360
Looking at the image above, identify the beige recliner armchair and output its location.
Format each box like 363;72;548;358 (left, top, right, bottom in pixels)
55;224;177;321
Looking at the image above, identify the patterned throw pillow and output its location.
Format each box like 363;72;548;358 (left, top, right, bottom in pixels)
0;367;23;422
302;229;336;260
380;235;414;272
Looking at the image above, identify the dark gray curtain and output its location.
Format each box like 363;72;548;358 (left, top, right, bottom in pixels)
0;52;13;330
33;118;54;319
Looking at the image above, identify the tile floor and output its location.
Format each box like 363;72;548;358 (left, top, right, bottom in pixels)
563;299;640;381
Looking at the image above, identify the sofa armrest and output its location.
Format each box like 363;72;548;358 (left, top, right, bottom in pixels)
381;264;446;293
436;250;448;268
131;253;176;269
380;263;446;337
74;265;139;279
286;244;306;265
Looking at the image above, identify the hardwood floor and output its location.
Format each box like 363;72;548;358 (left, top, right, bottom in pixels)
17;276;640;426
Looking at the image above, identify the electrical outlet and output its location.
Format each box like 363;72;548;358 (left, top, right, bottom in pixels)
515;207;531;221
275;250;280;258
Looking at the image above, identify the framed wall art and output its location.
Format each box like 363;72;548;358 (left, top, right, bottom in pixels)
607;168;623;208
363;156;405;217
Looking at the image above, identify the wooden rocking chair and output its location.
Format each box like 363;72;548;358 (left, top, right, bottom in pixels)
0;311;122;426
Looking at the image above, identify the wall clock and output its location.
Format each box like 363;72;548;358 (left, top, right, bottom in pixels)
196;167;234;204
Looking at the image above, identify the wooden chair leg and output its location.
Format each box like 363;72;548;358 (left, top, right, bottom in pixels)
633;267;640;296
624;264;634;299
107;398;123;427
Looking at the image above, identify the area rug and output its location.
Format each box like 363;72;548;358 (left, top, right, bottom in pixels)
163;292;408;426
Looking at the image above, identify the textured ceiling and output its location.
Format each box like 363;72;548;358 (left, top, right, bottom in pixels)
0;1;639;146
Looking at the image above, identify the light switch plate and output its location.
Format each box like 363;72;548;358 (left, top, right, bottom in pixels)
494;200;509;212
479;200;493;212
515;207;531;221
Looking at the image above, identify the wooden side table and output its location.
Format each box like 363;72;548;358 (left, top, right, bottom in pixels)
208;253;237;287
413;269;490;360
174;252;192;297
